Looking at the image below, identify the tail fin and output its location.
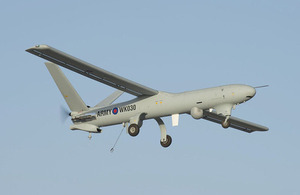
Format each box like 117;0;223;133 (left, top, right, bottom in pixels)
95;90;124;108
45;62;88;112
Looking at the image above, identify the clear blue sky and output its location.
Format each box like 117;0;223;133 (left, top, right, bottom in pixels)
1;1;299;194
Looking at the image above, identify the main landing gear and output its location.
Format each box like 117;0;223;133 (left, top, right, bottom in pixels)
128;124;140;137
160;135;172;148
128;117;172;148
155;117;172;148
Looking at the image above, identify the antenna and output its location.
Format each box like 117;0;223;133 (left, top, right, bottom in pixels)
254;85;269;89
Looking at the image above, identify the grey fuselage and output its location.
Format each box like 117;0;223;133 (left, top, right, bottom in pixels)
76;84;256;128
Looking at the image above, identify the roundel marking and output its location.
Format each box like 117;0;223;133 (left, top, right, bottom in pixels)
112;107;118;115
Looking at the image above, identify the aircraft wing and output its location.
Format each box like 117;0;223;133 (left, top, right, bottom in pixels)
203;110;269;133
26;45;159;97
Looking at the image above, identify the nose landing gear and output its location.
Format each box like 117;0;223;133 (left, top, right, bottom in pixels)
222;116;231;128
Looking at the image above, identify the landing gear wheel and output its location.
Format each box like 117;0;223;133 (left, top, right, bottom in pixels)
160;135;172;148
128;124;140;137
222;120;230;128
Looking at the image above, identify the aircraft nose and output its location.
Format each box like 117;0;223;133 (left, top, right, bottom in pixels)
245;86;256;100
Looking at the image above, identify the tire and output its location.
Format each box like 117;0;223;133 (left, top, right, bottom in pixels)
128;124;140;137
160;135;172;148
222;120;230;129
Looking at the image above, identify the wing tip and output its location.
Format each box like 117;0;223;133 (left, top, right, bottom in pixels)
26;44;50;52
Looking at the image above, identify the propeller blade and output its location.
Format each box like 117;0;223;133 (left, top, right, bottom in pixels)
60;105;70;123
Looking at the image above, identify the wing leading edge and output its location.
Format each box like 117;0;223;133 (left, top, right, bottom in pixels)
26;45;158;97
203;110;269;133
